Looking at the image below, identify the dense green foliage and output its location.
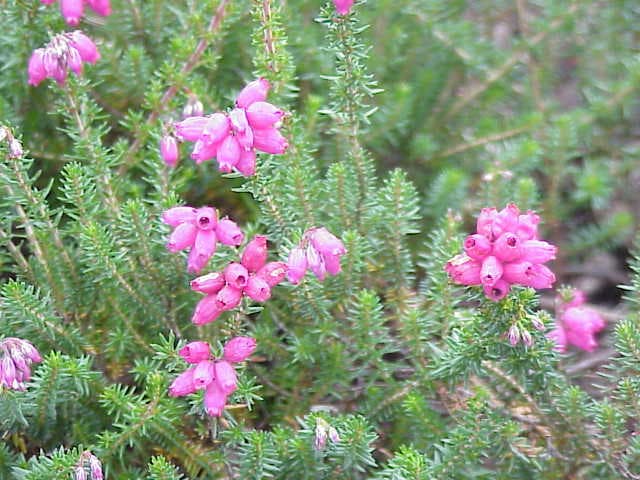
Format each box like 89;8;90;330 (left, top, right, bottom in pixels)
1;0;639;478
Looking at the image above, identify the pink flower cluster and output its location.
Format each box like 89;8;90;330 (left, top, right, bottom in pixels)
162;206;244;274
333;0;355;15
286;227;347;284
445;203;557;301
28;31;100;86
548;290;606;352
190;236;287;325
0;337;42;391
73;451;103;480
167;78;288;175
41;0;111;26
169;337;256;417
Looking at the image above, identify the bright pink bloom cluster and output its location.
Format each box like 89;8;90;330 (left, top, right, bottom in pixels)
548;290;605;352
190;236;287;325
162;206;244;274
333;0;355;15
28;31;100;86
170;78;287;175
169;337;256;417
0;337;42;391
73;451;103;480
445;203;557;301
286;227;347;284
41;0;111;26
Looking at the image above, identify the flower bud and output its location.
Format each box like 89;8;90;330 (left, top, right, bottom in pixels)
191;272;225;294
160;135;179;167
333;0;355;15
236;78;270;109
521;329;533;347
223;336;257;363
241;235;268;272
88;454;103;480
508;325;520;346
179;341;211;364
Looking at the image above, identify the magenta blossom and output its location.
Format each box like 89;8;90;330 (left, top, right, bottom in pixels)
286;227;346;284
162;205;244;274
0;337;42;391
547;290;606;353
190;236;287;326
172;78;287;176
169;337;257;417
41;0;111;26
28;31;99;87
333;0;354;15
445;203;556;301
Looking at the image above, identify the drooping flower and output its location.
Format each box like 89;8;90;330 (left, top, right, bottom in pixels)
162;205;244;274
169;337;256;417
189;236;287;325
160;135;179;167
41;0;111;25
173;78;287;177
445;203;556;301
0;337;42;391
547;290;606;352
28;31;100;87
286;227;346;284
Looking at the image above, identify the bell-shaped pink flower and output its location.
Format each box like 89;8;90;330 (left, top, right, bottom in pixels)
188;245;213;274
483;279;511;302
521;240;557;264
241;235;268;273
244;276;271;302
201;113;230;145
214;360;238;395
463;234;491;261
217;135;241;172
333;0;355;15
480;256;503;287
175;116;209;142
246;101;285;129
492;203;520;238
167;222;198;252
203;380;227;417
179;341;211;364
195;207;218;231
216;218;244;246
191;295;223;325
193;360;215;389
215;284;243;311
444;254;481;286
160;135;179;167
310;228;346;257
257;261;288;287
162;206;196;226
28;49;47;86
287;247;307;284
252;128;288;154
236;78;270;109
223;337;257;363
236;149;257;176
224;262;250;290
493;232;523;262
524;264;555;289
70;31;100;64
191;272;225;294
191;138;219;164
168;367;197;397
306;245;326;281
61;0;83;25
229;108;254;150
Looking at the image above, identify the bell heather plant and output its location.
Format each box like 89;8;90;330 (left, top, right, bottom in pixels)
1;0;640;479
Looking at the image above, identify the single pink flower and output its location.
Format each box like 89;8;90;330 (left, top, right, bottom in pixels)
252;127;289;154
286;247;308;284
203;380;227;417
160;135;179;167
162;206;196;226
483;279;511;302
521;240;557;264
241;235;268;273
245;102;285;129
236;149;257;176
191;295;223;325
201;113;230;145
60;0;84;26
217;135;241;172
179;341;211;364
216;218;244;246
86;0;111;16
175;116;209;142
333;0;355;15
223;337;257;363
244;276;271;302
444;254;481;286
166;222;198;252
236;77;270;109
480;256;503;287
215;284;243;311
493;232;523;262
214;360;238;395
191;272;226;294
257;261;287;287
70;31;100;64
193;360;216;389
168;366;197;397
28;49;47;86
463;234;492;261
223;262;250;290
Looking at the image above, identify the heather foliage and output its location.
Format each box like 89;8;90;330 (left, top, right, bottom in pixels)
1;1;640;479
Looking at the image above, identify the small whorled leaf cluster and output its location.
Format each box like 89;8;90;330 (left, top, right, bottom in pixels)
445;203;557;301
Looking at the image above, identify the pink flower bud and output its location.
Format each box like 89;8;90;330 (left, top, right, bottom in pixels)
179;341;211;364
252;128;288;154
215;284;243;311
463;234;491;260
483;279;510;302
476;207;497;239
531;315;545;331
160;135;179;167
61;0;83;25
236;78;270;109
166;222;197;252
224;262;250;290
521;240;557;264
191;295;223;325
169;367;197;397
480;256;503;287
201;113;230;145
195;207;218;231
193;360;215;389
28;49;47;86
9;139;23;159
521;329;533;347
493;232;523;262
257;261;288;287
525;264;555;289
246;102;285;129
508;325;520;346
191;272;225;294
162;206;196;227
214;360;238;395
191;138;219;164
175;116;209;142
87;0;111;16
286;247;307;284
203;380;227;417
444;254;481;286
306;245;326;281
71;31;100;64
216;218;244;246
333;0;355;15
217;135;241;172
223;337;257;363
183;97;204;118
236;149;257;176
244;275;271;302
241;235;268;272
309;227;346;257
